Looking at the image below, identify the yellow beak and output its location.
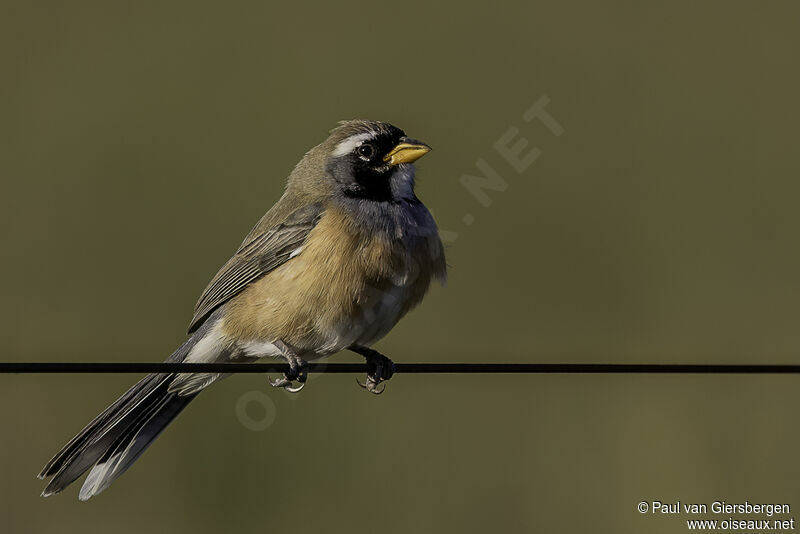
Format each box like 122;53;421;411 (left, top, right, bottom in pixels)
383;138;431;165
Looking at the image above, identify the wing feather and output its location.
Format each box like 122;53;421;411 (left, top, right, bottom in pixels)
188;202;324;332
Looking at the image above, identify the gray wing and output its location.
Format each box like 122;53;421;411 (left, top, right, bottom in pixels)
188;202;324;333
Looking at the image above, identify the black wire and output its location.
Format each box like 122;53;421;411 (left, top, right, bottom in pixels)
1;362;799;374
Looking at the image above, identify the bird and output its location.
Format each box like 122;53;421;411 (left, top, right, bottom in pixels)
38;119;447;501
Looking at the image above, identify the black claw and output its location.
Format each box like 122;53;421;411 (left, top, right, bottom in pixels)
269;376;305;392
269;355;308;393
284;382;305;393
349;346;395;395
356;377;386;395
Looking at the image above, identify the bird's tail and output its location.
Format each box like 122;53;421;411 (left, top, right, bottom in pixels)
38;335;202;501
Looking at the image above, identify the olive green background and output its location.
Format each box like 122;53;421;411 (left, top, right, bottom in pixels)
2;1;799;533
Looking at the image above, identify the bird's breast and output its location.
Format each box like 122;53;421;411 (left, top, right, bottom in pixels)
220;205;444;355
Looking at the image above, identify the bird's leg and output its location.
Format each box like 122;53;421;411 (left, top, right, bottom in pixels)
349;345;395;395
269;341;308;393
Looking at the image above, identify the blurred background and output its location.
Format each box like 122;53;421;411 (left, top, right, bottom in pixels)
2;1;799;532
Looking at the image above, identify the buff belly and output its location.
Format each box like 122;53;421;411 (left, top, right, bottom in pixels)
218;207;440;358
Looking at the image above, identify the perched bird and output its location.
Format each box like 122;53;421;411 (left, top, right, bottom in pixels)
38;120;446;500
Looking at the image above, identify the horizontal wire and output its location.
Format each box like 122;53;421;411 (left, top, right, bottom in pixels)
1;362;800;374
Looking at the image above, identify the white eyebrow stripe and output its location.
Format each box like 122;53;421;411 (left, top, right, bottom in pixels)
332;132;376;157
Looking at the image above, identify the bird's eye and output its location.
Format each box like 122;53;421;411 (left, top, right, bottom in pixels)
357;143;375;160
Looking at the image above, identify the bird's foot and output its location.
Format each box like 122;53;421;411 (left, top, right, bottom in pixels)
350;346;395;395
269;352;308;393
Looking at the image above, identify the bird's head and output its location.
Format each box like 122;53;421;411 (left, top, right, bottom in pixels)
318;120;431;203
